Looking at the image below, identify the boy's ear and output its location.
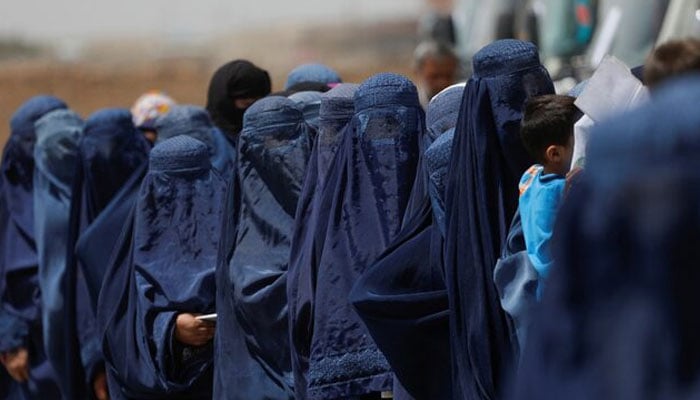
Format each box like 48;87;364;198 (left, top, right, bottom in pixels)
545;144;562;163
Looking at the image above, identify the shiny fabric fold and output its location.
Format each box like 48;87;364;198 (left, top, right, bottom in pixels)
99;135;225;399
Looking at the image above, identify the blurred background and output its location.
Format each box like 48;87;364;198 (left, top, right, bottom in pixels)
1;0;699;143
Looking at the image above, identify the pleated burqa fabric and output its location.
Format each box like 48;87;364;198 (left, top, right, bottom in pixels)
33;109;84;399
214;96;312;400
442;39;554;400
0;95;66;399
301;73;423;399
99;135;225;399
349;84;462;399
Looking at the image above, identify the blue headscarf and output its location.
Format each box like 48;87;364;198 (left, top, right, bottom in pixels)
301;73;423;399
214;96;311;400
443;39;554;400
286;83;358;400
33;109;84;399
285;63;342;90
403;83;465;225
99;135;225;399
513;76;700;400
289;91;324;134
153;104;234;180
0;95;66;399
62;108;151;396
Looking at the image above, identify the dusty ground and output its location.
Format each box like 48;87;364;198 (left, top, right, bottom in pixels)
0;20;418;145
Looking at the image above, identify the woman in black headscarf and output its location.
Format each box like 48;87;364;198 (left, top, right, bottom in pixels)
206;60;271;143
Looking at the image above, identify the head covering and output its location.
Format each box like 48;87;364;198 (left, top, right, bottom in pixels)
99;135;225;399
154;104;235;179
33;109;84;399
285;63;342;90
300;73;423;399
442;39;554;400
286;84;358;399
425;128;455;236
215;96;311;400
403;82;465;225
513;76;700;400
289;91;324;133
206;60;272;140
130;90;175;129
0;95;66;398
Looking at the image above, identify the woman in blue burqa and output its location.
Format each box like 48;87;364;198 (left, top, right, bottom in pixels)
33;109;86;400
348;82;464;400
0;95;66;399
214;96;312;399
63;108;151;399
286;83;359;400
512;76;700;400
442;39;554;400
98;135;226;399
294;73;424;400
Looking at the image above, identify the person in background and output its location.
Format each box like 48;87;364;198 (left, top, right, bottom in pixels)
206;60;271;144
413;41;460;107
130;90;176;143
644;37;700;90
284;63;342;90
518;95;578;298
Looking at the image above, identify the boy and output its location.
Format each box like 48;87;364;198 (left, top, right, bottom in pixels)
519;94;578;297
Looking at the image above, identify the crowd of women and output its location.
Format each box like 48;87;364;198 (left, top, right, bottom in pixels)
1;36;700;400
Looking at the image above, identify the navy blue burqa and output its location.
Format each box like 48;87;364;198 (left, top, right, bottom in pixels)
402;83;465;225
0;95;66;399
513;76;700;400
286;83;359;400
289;91;324;134
33;109;84;400
301;73;423;399
99;135;225;399
348;88;462;399
214;96;312;400
442;39;554;400
62;109;151;398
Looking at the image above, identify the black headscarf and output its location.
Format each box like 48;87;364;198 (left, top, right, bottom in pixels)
206;60;271;140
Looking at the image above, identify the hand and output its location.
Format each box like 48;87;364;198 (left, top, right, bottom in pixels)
0;347;29;383
174;313;215;347
93;369;109;400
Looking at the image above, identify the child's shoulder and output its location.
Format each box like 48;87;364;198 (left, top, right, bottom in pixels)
519;165;544;196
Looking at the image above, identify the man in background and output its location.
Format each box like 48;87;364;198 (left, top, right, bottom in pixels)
414;40;461;107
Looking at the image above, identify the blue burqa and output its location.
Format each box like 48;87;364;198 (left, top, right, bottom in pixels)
214;96;312;400
286;83;359;400
513;76;700;400
63;109;151;398
33;109;84;400
99;135;225;399
442;39;554;400
303;73;423;399
348;84;462;399
0;95;66;399
289;91;324;133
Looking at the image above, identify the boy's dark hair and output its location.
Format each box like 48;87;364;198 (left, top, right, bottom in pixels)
644;38;700;89
520;95;577;164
